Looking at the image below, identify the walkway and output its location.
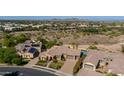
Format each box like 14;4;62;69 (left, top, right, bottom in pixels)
24;57;39;67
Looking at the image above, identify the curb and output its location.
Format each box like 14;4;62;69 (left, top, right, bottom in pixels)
32;65;72;76
0;65;72;76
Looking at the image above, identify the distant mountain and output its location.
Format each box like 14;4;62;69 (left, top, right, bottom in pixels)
0;16;124;22
43;16;124;22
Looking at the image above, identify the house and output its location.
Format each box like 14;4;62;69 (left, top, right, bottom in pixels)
31;40;42;52
23;40;42;52
18;47;39;59
3;26;13;32
79;49;124;75
16;40;40;59
65;44;88;51
26;47;39;58
82;50;112;72
40;45;81;61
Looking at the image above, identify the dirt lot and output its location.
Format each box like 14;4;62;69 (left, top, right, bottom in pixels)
11;31;124;45
60;34;124;44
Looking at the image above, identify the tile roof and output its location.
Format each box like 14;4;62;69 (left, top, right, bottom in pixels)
84;50;124;74
83;50;113;66
47;46;80;56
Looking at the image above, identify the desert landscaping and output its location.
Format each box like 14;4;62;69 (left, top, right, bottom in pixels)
0;19;124;76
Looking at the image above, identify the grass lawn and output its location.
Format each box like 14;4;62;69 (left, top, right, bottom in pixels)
36;60;47;67
49;61;64;70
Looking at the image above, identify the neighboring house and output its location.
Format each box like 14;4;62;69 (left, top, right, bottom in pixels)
65;44;88;51
26;47;39;59
16;40;40;59
31;40;42;52
72;49;124;75
23;40;42;50
3;26;13;32
17;46;39;59
82;50;112;72
79;24;88;28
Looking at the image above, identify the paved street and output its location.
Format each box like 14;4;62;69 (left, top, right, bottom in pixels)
0;67;57;76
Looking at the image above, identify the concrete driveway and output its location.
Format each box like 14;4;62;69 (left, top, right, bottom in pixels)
59;59;77;75
77;69;103;76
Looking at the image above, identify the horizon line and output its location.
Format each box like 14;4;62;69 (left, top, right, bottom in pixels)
0;16;124;21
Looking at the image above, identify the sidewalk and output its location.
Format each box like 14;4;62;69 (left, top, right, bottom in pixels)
24;57;39;67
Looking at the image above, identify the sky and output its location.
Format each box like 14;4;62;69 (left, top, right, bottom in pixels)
0;16;124;21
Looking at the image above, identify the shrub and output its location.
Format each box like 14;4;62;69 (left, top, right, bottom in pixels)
15;60;29;66
37;60;47;67
52;56;58;63
88;45;98;50
106;72;118;76
12;58;22;65
49;61;64;70
94;41;98;45
121;45;124;53
73;61;82;75
73;55;86;75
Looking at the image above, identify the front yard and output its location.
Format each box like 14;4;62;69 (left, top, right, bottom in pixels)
36;60;47;67
49;61;64;70
36;59;64;70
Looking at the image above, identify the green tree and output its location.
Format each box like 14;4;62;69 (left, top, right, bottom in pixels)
12;58;21;65
3;48;18;64
16;33;28;43
46;39;57;48
0;47;20;65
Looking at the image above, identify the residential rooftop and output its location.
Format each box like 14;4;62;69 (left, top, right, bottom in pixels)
47;45;81;56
